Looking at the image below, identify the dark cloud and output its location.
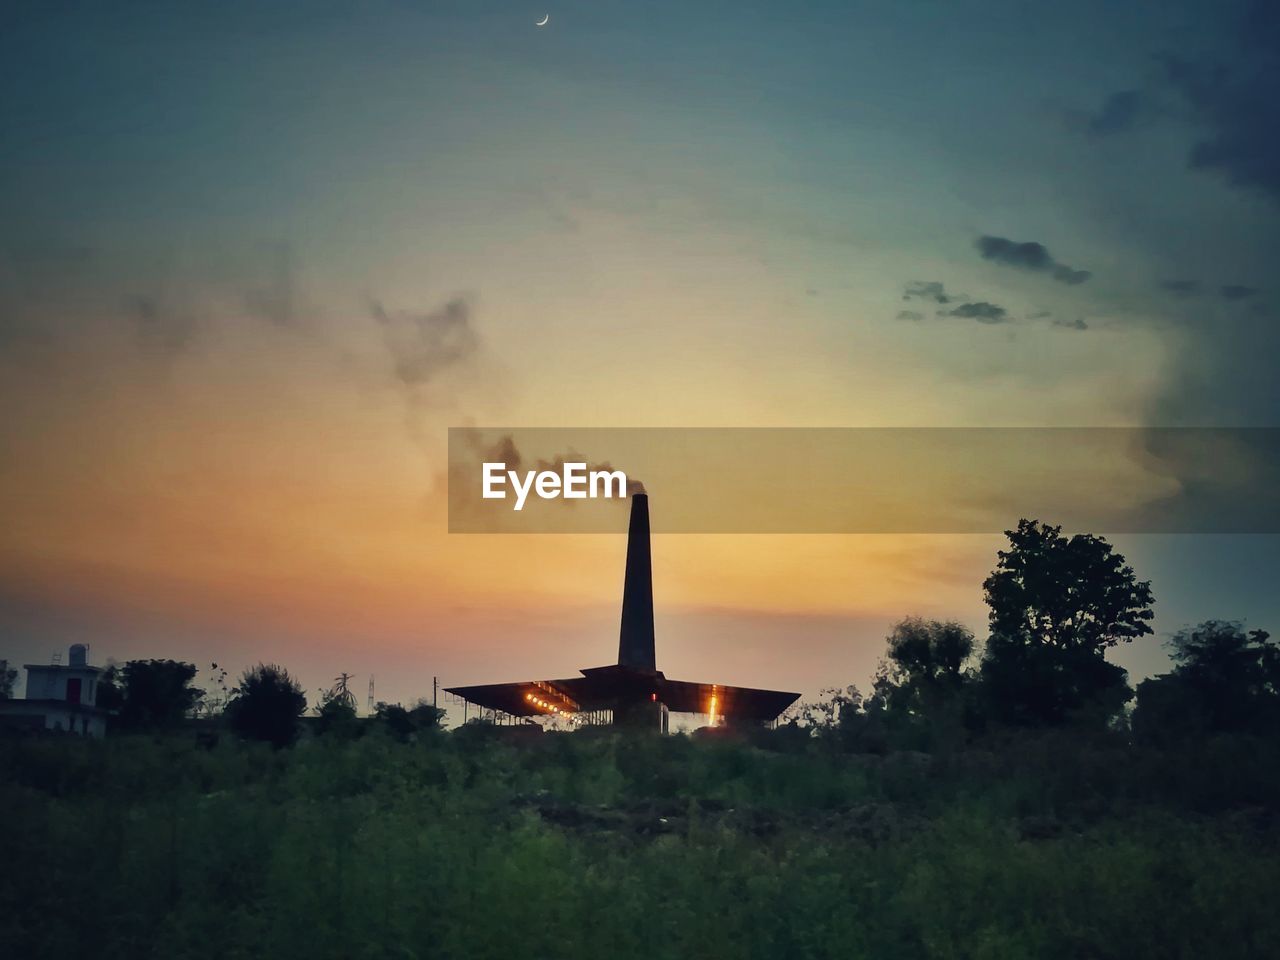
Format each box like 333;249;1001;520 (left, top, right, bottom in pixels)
1220;284;1259;301
370;297;479;387
902;280;954;304
1159;280;1262;302
1161;279;1201;297
1082;89;1148;137
896;309;924;322
975;236;1091;285
1158;3;1280;202
1051;315;1088;330
946;301;1008;324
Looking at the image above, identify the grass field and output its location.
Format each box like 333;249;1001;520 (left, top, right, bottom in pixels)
5;725;1279;960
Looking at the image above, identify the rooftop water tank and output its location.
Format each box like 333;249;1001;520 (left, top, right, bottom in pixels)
69;644;88;667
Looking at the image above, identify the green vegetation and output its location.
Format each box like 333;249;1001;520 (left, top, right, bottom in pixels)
97;660;204;731
224;663;308;747
5;521;1278;959
4;725;1280;960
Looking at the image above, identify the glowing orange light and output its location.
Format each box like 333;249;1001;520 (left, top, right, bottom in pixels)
709;693;718;727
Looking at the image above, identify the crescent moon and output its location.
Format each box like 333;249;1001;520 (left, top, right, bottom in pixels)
536;14;549;26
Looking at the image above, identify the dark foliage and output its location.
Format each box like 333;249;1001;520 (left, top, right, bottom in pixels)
375;699;446;741
97;659;203;731
868;618;977;747
980;520;1154;725
314;691;361;738
225;663;307;747
3;726;1280;960
0;659;16;699
1135;621;1280;741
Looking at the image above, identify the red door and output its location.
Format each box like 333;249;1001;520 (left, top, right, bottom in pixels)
66;678;82;704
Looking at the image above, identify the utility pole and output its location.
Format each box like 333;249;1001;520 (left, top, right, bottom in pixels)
433;675;438;708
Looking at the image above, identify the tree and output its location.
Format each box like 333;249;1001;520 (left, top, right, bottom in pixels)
1135;620;1279;740
872;618;975;715
195;662;231;717
0;660;17;700
869;619;976;744
375;699;445;742
102;659;204;730
315;689;361;737
979;519;1154;726
225;664;307;746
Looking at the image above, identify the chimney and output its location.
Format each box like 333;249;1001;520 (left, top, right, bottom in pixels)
617;493;656;671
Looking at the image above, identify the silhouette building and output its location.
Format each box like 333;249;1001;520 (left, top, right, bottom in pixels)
446;494;799;729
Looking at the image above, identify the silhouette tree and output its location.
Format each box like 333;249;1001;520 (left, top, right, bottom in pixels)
869;618;976;744
979;519;1154;725
375;699;445;741
99;659;203;730
0;659;17;699
1135;620;1279;740
315;688;361;737
96;663;123;712
195;662;230;717
226;664;307;746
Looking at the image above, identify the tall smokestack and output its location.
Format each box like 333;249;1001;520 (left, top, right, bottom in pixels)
618;493;656;671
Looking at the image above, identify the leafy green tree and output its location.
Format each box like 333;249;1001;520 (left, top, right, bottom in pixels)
1135;621;1279;740
226;664;307;746
0;659;17;699
979;519;1154;726
102;659;204;730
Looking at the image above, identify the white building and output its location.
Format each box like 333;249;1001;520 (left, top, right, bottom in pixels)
0;644;108;737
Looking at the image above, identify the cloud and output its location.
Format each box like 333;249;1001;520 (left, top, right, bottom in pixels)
975;236;1091;285
1158;3;1280;202
902;280;955;304
896;309;924;322
1161;279;1200;297
1051;315;1088;330
1082;89;1148;137
369;296;479;388
1220;284;1259;301
1159;280;1262;302
946;302;1009;324
130;295;197;357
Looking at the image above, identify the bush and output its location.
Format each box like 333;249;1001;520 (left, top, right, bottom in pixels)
225;663;307;747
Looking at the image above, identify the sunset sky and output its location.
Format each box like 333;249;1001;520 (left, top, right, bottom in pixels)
2;0;1278;717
